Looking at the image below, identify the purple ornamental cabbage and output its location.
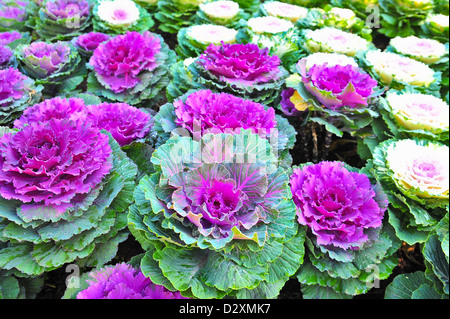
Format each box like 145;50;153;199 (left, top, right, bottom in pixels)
188;42;289;105
197;43;282;86
85;102;153;147
0;119;112;217
0;67;42;125
290;161;387;250
76;263;188;299
0;116;138;276
0;5;27;30
15;41;83;92
13;96;87;128
0;31;22;46
18;41;71;78
89;31;161;94
0;45;12;68
88;30;175;105
35;0;92;41
128;129;305;299
173;89;276;135
297;60;378;110
291;161;399;299
74;32;111;57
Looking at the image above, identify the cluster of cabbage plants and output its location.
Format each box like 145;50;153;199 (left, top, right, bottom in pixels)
0;0;448;300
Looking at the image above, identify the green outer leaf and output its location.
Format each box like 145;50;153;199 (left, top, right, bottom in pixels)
385;271;431;299
423;234;449;294
153;247;226;299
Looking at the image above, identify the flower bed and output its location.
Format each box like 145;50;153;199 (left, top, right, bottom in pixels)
0;0;448;301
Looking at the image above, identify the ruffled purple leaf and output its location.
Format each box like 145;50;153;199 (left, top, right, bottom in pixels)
89;31;161;93
77;263;188;299
74;32;111;53
298;60;378;110
173;89;276;137
84;102;153;146
290;161;387;251
197;42;282;86
0;119;112;222
13;96;86;128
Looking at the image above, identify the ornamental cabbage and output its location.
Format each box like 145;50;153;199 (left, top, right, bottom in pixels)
154;89;296;167
371;138;449;244
14;41;84;94
13;96;86;128
84;102;153;147
33;0;92;41
387;36;447;65
128;129;306;299
260;1;308;23
72;32;111;58
0;4;27;31
0;119;137;276
362;50;440;93
0;45;12;68
64;263;188;299
291;161;400;298
186;42;289;106
292;57;379;137
379;89;449;143
0;67;43;126
302;27;372;56
93;0;154;34
195;0;246;27
87;31;176;105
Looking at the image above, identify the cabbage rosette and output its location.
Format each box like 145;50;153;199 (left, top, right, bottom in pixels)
259;1;308;23
176;24;238;60
378;88;449;144
128;129;306;299
0;2;28;32
0;67;43;125
359;49;441;94
31;0;93;41
301;27;373;57
0;118;138;277
292;56;381;137
184;42;289;106
371;138;449;244
0;31;31;50
14;41;85;94
291;161;400;299
378;0;434;37
92;0;154;35
153;89;296;167
72;32;111;59
194;1;247;28
87;31;176;106
296;6;372;41
63;262;189;299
